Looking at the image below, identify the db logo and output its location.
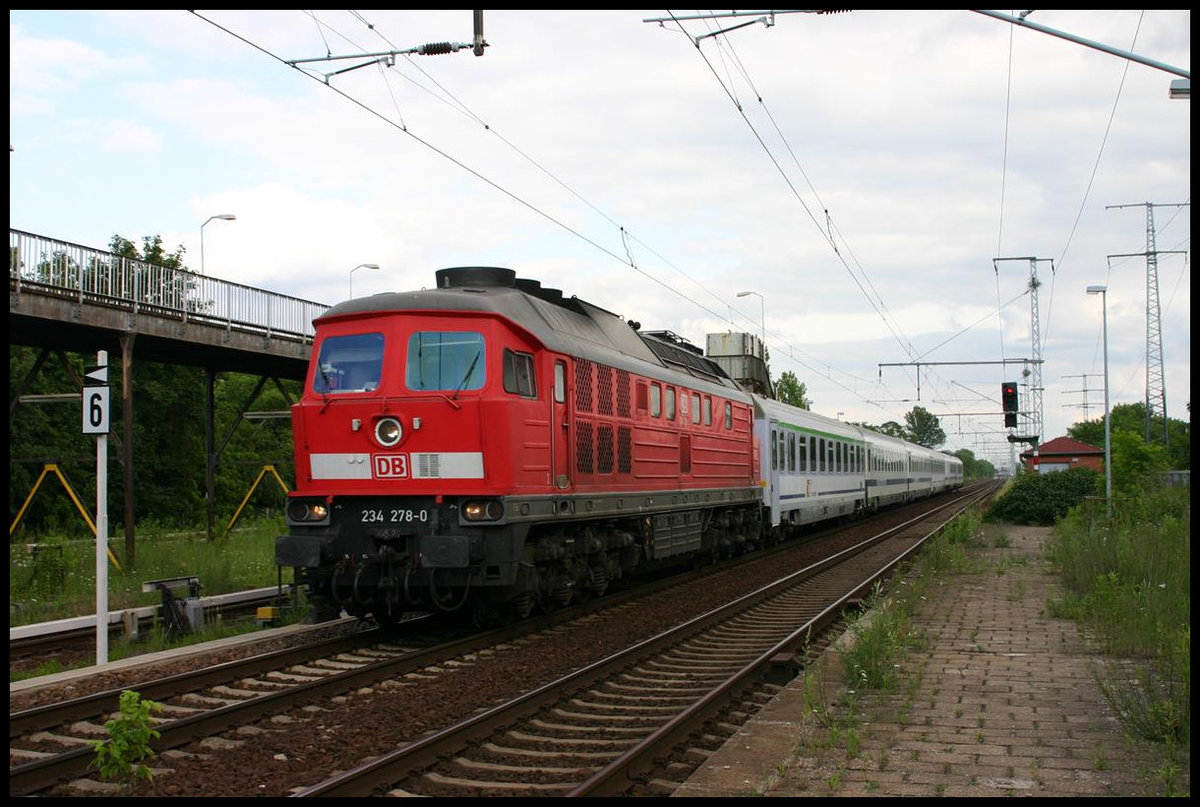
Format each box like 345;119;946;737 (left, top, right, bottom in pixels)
373;454;409;479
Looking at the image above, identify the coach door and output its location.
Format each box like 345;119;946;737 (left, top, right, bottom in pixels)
551;359;570;489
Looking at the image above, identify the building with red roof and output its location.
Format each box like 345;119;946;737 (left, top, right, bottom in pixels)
1019;436;1104;474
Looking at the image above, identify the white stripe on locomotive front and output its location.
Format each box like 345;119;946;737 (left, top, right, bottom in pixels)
309;452;485;479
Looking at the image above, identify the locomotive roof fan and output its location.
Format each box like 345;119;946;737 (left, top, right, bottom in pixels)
436;266;516;288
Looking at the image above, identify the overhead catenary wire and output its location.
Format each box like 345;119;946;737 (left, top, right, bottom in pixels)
667;12;1006;430
193;10;899;411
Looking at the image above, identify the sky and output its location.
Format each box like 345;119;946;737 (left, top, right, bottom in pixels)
9;10;1191;470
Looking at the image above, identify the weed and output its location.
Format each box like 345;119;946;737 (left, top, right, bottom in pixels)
825;768;843;791
1006;579;1027;602
89;690;164;789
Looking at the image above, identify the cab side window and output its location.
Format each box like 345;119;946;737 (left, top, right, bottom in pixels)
503;349;536;397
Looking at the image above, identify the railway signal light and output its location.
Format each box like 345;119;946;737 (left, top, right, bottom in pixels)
1002;382;1019;427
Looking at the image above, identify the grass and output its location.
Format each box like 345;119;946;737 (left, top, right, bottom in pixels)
1044;483;1190;747
10;516;303;682
11;516;292;627
785;488;1190;797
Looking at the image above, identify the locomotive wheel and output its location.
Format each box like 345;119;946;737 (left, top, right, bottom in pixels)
470;600;503;629
510;590;536;620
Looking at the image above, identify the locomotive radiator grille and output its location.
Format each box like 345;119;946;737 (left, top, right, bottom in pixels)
574;359;594;413
576;421;594;473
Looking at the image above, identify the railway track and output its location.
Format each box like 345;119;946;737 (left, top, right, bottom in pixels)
293;484;996;797
10;484;995;797
10;586;288;665
10;618;452;795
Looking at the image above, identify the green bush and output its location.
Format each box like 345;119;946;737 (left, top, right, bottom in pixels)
985;467;1099;525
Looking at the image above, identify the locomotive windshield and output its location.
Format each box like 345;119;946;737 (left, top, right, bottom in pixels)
406;331;485;392
313;332;384;393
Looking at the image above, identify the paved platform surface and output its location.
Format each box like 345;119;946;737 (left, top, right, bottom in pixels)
675;524;1187;797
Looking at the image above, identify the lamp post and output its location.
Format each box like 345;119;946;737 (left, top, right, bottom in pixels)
1086;285;1112;520
349;263;380;298
200;214;236;275
736;290;765;353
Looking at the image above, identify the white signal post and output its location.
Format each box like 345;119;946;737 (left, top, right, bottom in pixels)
83;352;110;666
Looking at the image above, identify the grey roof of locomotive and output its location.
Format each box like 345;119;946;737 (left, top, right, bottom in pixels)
317;266;747;397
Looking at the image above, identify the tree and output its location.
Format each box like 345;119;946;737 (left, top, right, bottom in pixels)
953;448;996;481
1109;429;1171;497
1068;402;1189;471
904;405;946;449
875;421;908;439
775;371;811;409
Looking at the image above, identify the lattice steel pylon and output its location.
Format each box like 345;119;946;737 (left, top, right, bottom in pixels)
994;257;1053;445
1144;203;1166;444
1107;201;1189;447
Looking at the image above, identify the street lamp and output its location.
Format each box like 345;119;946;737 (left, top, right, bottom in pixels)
1086;285;1112;520
200;214;236;275
349;263;381;298
736;290;765;353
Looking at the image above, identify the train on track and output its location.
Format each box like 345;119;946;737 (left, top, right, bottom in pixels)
277;266;963;626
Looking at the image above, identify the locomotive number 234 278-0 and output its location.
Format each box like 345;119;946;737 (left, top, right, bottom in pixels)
360;508;430;524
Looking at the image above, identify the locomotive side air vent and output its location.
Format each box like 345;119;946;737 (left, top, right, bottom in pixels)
436;266;517;289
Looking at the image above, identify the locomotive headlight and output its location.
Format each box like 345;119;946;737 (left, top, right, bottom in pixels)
462;499;504;522
287;499;330;524
374;417;403;448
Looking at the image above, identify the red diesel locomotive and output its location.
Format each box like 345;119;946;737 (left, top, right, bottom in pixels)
277;267;764;626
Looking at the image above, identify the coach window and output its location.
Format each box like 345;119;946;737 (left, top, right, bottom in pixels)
665;387;676;421
770;428;778;470
554;361;566;403
635;380;648;413
817;438;825;472
828;440;835;473
503;349;536;397
650;383;661;417
799;434;808;472
724;402;733;429
691;392;701;424
703;396;712;426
